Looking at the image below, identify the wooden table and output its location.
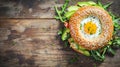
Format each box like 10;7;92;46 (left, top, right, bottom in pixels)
0;0;120;67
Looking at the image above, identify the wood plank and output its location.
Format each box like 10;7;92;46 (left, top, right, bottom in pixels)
0;19;120;67
0;0;119;18
0;0;120;67
0;0;63;18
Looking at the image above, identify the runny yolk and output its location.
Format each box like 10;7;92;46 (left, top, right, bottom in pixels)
84;21;97;35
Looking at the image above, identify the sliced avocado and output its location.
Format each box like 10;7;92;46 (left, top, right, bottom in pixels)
77;1;97;7
69;38;90;56
67;6;80;12
64;11;76;20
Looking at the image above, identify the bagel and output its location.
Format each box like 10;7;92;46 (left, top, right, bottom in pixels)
69;6;113;50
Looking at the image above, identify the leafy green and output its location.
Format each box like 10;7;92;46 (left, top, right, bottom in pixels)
107;46;115;55
113;37;120;46
90;46;107;61
103;2;112;9
58;28;70;41
97;0;112;10
54;0;69;22
97;0;103;7
90;49;105;61
61;28;70;41
109;12;116;19
54;6;65;22
61;0;69;14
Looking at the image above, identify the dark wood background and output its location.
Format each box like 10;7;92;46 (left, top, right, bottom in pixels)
0;0;120;67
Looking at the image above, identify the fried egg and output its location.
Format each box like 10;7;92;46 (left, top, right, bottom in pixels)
80;16;101;40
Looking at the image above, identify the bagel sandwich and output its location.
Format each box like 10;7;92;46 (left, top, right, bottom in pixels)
55;0;120;61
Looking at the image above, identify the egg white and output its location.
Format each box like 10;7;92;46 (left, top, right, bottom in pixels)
80;16;101;40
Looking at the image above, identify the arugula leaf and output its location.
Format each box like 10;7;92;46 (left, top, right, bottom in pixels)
54;6;65;22
114;37;120;45
97;0;112;10
107;46;115;55
61;0;69;14
103;2;113;9
61;28;70;41
113;18;120;31
109;12;116;19
54;0;69;22
90;50;104;61
97;0;103;7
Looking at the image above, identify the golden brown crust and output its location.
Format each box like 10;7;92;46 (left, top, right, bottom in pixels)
69;6;113;50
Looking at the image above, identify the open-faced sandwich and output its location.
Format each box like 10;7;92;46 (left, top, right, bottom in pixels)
55;0;120;61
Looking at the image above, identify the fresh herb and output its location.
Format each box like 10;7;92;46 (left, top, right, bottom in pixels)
97;0;103;7
103;2;112;9
61;28;70;41
97;0;112;10
107;46;115;55
90;50;105;61
54;0;69;22
55;6;65;22
58;28;70;41
61;0;70;14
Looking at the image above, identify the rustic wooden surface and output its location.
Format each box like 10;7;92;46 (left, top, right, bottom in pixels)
0;0;120;67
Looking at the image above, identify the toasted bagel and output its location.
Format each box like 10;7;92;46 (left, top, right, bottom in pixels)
69;6;113;50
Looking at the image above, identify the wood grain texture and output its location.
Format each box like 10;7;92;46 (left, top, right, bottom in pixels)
0;0;119;18
0;19;120;67
0;0;120;67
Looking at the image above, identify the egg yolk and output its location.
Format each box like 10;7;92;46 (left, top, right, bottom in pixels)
84;21;97;35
